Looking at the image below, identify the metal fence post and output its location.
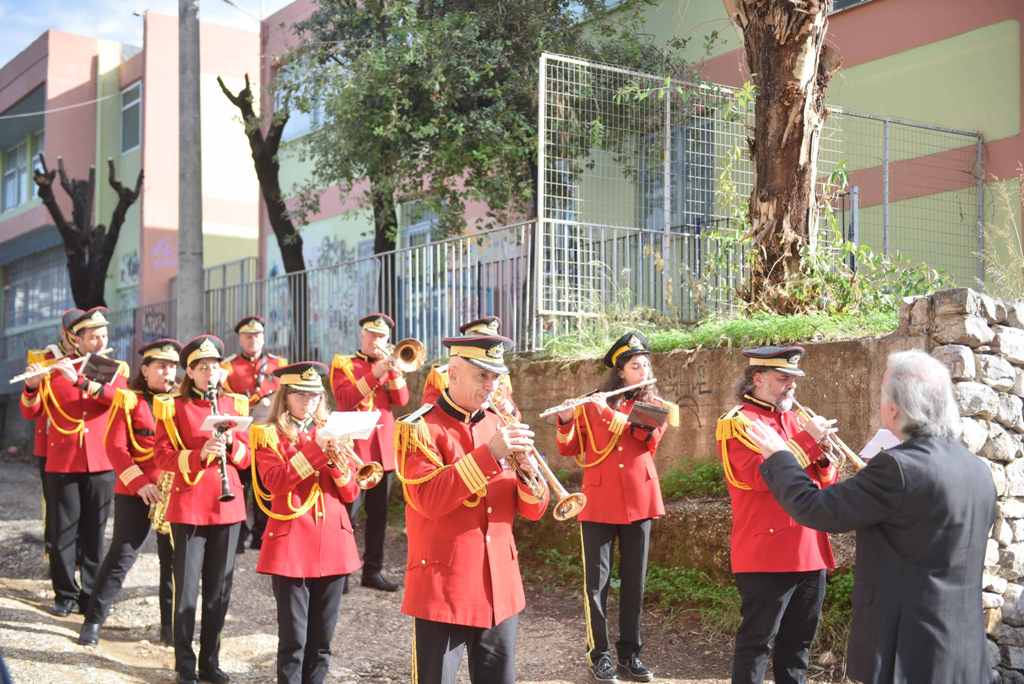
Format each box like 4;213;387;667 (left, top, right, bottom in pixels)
850;185;860;271
882;118;890;255
662;85;672;315
976;136;986;288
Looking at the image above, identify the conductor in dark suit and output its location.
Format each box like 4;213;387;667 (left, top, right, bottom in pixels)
745;349;996;684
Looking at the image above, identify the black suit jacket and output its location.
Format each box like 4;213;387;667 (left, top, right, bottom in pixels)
761;436;996;684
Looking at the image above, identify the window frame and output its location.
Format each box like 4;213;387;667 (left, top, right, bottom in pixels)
2;141;28;212
121;81;143;154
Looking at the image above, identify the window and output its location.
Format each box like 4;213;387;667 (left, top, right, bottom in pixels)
121;82;142;153
31;130;44;198
2;248;73;330
831;0;873;13
274;66;326;142
2;142;27;212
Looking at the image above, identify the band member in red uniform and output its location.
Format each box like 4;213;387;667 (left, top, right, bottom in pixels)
250;362;361;684
220;315;287;552
79;339;180;647
395;333;548;684
154;335;250;684
421;318;517;418
330;313;408;592
555;332;676;683
19;306;129;617
24;307;83;564
715;346;837;684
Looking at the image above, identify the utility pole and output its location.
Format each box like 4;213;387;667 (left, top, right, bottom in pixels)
178;0;204;338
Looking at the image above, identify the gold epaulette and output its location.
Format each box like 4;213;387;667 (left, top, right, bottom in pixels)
228;392;250;416
716;405;756;491
26;348;48;365
219;358;234;373
249;423;279;451
425;365;448;393
499;373;513;392
664;400;680;428
111;388;140;413
116;361;130;379
153;393;176;421
271;354;288;365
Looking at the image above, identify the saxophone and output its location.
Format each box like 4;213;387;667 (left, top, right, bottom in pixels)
149;471;174;535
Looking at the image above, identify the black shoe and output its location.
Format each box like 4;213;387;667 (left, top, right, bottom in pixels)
198;668;230;684
49;600;75;617
177;675;199;684
617;655;653;682
235;540;246;555
361;572;399;592
160;624;173;646
249;536;262;550
78;622;100;646
591;654;619;681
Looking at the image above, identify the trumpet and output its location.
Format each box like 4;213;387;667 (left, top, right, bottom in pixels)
375;338;426;374
539;378;657;419
325;438;384;490
793;400;866;472
9;347;114;384
489;385;587;521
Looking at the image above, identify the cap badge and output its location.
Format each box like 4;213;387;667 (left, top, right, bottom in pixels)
300;367;319;382
486;344;504;359
198;338;217;356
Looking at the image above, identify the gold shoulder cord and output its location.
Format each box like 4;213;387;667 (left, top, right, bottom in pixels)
154;395;203;486
331;354;375;411
249;424;323;521
104;389;156;461
715;407;760;491
40;376;86;445
574;404;628;469
392;418;484;510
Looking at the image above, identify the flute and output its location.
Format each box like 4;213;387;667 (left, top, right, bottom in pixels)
9;347;114;384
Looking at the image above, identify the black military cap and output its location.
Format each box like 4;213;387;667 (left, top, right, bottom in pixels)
742;345;806;377
443;334;513;375
234;315;265;334
272;361;328;392
69;307;111;335
359;313;395;335
458;316;501;336
603;331;651;369
139;338;182;363
181;334;225;367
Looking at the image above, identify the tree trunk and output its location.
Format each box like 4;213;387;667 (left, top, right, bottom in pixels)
729;0;840;311
370;181;398;323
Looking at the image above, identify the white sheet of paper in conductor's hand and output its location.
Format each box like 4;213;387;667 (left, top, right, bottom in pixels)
324;411;382;441
199;414;254;435
859;428;901;461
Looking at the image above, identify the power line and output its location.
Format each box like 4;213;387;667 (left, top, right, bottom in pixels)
0;91;122;121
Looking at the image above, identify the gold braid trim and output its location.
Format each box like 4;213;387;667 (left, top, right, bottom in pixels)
248;424;323;521
332;354;374;410
574;405;628;468
425;365;448;393
786;438;812;469
26;349;48;365
154;395;201;485
229;393;250;416
394;417;477;512
105;389;155;462
715;407;761;491
40;376;85;443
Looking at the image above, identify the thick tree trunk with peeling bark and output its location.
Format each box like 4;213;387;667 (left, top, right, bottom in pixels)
728;0;840;311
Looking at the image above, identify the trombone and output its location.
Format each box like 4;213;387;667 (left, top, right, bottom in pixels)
9;347;114;384
324;438;384;490
793;400;866;472
375;338;426;374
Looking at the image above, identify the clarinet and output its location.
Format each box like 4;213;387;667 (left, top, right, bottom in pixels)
204;382;237;502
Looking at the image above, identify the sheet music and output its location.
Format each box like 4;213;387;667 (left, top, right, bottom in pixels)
322;410;381;441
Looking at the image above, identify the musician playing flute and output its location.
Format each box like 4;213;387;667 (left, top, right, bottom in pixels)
79;339;180;647
220;315;287;552
395;332;549;684
330;313;408;592
19;306;129;618
154;335;249;684
715;346;838;684
555;332;677;683
250;362;361;684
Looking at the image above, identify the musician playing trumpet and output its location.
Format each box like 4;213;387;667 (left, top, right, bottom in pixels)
79;339;180;647
154;335;250;684
19;306;129;618
715;346;838;684
249;362;361;684
330;313;409;592
555;332;675;683
395;332;549;684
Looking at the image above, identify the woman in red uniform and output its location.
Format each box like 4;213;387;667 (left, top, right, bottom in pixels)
154;335;250;684
79;338;180;647
249;361;361;684
555;332;674;683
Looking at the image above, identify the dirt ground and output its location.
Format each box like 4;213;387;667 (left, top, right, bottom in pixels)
0;458;742;683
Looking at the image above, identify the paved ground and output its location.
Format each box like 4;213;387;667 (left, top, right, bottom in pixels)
0;458;762;683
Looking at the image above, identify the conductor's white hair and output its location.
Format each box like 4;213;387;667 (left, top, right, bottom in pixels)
882;350;960;440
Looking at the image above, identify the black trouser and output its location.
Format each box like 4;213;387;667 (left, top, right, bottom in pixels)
45;470;115;608
346;471;391;576
580;518;652;664
731;569;827;684
170;522;240;677
413;615;518;684
36;458;53;561
271;575;345;684
86;494;173;627
238;469;268;547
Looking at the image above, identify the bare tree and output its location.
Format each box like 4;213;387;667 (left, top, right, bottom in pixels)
33;156;144;308
725;0;842;310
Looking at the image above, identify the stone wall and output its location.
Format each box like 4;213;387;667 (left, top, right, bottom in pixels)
900;289;1024;682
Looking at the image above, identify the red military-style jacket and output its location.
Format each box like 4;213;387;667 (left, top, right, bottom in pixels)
396;391;549;629
556;398;667;525
19;355;129;473
251;421;362;579
153;390;250;526
220;352;287;409
25;345;66;458
716;395;837;574
104;388;166;496
330;352;409;472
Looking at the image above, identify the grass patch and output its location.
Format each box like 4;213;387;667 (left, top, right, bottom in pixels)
660;461;727;500
540;309;897;360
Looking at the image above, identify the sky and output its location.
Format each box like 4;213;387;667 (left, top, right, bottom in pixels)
0;0;294;65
